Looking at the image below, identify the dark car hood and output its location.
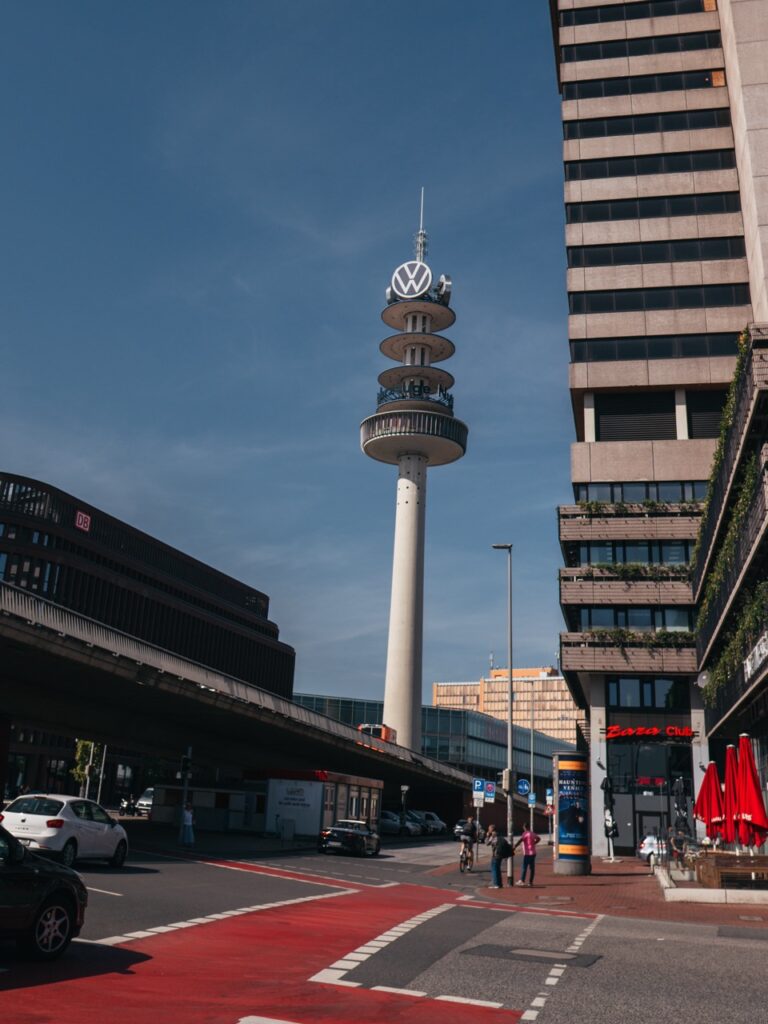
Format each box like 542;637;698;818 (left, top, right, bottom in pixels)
21;847;86;886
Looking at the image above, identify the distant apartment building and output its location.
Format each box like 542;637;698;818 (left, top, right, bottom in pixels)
550;0;768;854
432;667;584;747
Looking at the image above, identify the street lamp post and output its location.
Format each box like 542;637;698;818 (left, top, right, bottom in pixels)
529;677;535;831
492;543;514;883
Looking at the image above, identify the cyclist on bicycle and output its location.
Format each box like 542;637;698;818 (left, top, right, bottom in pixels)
459;816;478;869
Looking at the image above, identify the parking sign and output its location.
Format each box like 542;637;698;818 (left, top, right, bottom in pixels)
473;778;485;793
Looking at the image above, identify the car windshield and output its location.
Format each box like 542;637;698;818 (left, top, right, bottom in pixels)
5;797;64;816
138;789;153;801
336;820;364;830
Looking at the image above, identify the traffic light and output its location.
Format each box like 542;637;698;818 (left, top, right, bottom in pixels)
500;768;512;792
180;755;192;778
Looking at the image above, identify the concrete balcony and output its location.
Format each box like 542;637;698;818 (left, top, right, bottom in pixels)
558;504;702;544
560;567;693;607
560;631;697;674
693;324;768;597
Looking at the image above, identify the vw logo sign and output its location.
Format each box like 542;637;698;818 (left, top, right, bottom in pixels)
391;260;432;300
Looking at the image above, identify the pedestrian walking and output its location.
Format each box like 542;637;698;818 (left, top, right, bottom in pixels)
181;801;195;848
513;825;541;886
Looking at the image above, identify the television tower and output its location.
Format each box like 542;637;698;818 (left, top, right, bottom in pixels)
360;194;468;750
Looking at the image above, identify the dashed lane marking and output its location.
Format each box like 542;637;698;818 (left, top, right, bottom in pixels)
523;912;605;1020
94;887;357;946
87;886;123;896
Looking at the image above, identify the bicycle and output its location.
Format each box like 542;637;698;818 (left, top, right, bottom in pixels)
459;837;474;873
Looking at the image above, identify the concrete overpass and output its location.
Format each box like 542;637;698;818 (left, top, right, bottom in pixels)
0;582;478;819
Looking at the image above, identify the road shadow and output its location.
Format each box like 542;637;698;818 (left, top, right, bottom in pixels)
0;940;151;992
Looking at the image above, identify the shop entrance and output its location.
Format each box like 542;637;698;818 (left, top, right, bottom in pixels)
637;810;665;842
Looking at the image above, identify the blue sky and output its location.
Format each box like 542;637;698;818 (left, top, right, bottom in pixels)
2;2;571;700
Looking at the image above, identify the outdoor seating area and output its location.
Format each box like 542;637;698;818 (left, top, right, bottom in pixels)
695;853;768;890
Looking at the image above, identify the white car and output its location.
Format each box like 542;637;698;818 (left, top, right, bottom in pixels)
0;794;129;868
135;788;154;817
378;810;420;836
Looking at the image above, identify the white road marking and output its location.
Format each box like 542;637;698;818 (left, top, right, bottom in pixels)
435;995;503;1008
92;887;357;946
238;1017;303;1023
87;886;123;896
523;912;605;1021
309;903;454;986
371;986;426;997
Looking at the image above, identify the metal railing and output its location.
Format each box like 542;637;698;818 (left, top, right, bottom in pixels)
361;409;468;449
697;460;768;661
377;385;454;409
693;324;768;596
0;581;472;786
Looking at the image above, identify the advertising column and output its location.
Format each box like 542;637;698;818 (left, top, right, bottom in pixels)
553;751;590;876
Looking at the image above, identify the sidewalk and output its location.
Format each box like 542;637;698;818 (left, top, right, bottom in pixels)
466;853;768;929
121;817;317;859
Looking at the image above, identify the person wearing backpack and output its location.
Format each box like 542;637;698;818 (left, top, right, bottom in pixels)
486;824;512;888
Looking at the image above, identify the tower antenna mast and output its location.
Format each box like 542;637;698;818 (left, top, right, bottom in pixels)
415;187;428;263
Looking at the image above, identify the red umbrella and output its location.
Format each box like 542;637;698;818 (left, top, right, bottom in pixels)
722;744;739;846
693;761;724;839
736;733;768;849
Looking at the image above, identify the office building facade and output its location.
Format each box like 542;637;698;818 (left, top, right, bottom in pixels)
432;667;585;747
551;0;768;853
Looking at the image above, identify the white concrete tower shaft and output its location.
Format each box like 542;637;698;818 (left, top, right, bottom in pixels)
360;209;468;751
382;453;427;750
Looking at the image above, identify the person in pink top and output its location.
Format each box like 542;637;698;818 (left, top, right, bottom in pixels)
513;825;541;886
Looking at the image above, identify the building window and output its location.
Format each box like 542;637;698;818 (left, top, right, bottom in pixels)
563;68;723;100
607;676;690;710
561;30;721;64
596;392;677;442
565;149;736;182
568;237;745;269
574;481;707;502
561;0;707;27
569;284;750;315
570;333;739;363
563;107;730;140
580;607;693;631
566;192;741;224
687;390;727;439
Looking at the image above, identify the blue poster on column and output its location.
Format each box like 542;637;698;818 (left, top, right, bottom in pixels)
555;753;589;863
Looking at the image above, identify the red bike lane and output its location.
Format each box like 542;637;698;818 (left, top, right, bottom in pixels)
4;875;524;1024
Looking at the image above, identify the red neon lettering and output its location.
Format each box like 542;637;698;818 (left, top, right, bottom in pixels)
607;724;693;740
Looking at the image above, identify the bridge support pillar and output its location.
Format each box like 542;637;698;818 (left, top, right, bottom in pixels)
0;714;11;801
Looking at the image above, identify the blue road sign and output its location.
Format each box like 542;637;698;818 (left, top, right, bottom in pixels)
473;778;485;793
484;781;496;803
516;778;530;796
528;793;537;806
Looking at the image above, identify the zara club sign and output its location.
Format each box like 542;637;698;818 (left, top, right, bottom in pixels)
391;260;432;299
606;724;694;741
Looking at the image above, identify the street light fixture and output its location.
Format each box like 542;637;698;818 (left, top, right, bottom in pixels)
492;542;514;882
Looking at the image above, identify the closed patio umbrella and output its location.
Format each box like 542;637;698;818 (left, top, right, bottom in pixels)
736;733;768;850
722;744;739;847
693;762;724;839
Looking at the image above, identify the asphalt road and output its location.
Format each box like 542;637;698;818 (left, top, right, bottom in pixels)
3;840;767;1023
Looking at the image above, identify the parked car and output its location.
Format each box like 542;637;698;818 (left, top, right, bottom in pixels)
421;811;448;835
637;834;667;863
0;823;88;959
378;810;420;836
318;819;381;857
404;810;426;835
0;794;129;868
135;788;154;817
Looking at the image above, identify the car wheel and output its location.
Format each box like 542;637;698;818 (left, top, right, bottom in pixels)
399;827;407;836
371;842;381;857
60;840;77;868
109;839;127;868
21;895;75;960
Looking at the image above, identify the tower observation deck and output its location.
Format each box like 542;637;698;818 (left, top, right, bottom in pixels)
360;207;468;750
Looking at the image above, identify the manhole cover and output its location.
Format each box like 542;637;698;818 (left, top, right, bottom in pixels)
462;945;600;968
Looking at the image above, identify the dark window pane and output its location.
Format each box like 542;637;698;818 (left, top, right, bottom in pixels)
648;336;675;358
617;244;643;265
614;290;640;312
646;289;675;310
623;483;647;503
641;242;669;263
619;678;641;707
674;239;701;261
642;197;668;218
627;608;653;631
665;151;693;173
620;338;648;359
657;481;683;501
661;541;688;564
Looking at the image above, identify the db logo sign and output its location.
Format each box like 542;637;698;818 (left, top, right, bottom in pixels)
75;510;92;533
391;260;432;299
